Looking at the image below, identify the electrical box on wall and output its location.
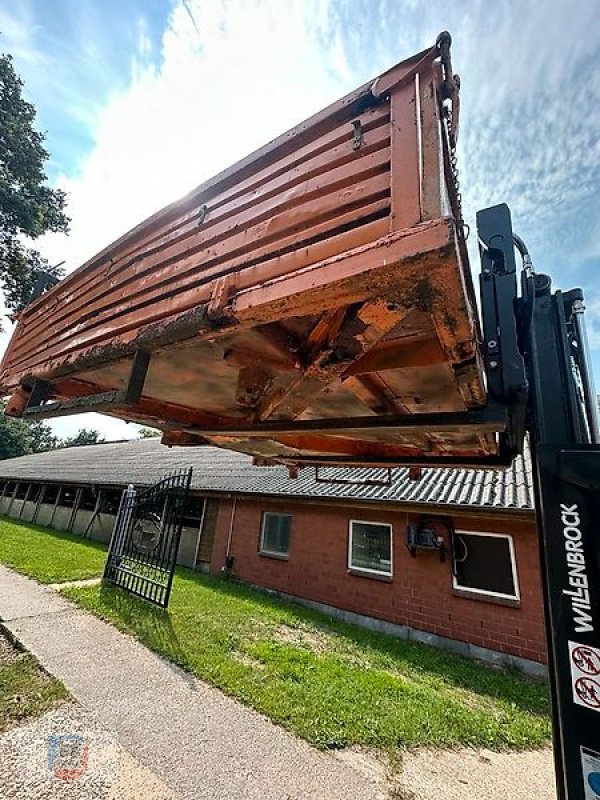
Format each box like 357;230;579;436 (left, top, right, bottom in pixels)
406;521;446;562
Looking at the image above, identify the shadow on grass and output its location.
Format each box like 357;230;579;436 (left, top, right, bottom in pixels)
96;584;186;666
172;567;549;716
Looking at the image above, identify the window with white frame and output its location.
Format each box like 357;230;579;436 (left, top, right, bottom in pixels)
260;512;291;557
452;531;519;600
348;520;392;576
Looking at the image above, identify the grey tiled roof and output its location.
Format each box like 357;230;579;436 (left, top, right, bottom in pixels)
0;439;535;513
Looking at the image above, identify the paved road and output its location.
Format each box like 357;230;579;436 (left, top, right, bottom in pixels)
0;565;385;799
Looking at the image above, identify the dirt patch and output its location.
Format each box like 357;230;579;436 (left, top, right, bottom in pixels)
336;741;556;800
334;745;391;787
232;651;265;670
48;577;102;590
274;623;332;654
394;746;556;800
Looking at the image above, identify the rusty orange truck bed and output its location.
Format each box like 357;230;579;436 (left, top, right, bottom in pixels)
0;36;505;468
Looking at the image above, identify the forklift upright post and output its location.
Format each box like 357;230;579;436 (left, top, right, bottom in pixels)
478;204;600;800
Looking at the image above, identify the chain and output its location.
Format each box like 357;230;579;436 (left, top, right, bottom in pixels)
445;103;463;226
435;32;465;232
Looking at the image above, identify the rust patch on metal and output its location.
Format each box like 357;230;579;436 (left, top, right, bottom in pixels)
0;39;491;467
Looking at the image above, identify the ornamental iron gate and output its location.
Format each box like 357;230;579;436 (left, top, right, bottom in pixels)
103;468;192;607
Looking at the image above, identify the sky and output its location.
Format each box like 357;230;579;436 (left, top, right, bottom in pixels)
0;0;598;441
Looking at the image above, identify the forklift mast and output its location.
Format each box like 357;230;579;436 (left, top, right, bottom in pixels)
477;204;600;800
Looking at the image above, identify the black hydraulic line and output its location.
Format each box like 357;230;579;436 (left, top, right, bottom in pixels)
571;296;600;444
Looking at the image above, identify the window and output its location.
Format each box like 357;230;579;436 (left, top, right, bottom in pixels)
181;495;206;528
452;531;519;601
59;487;78;508
102;489;123;515
15;483;29;500
260;513;291;557
349;520;393;576
43;485;60;505
29;485;43;503
80;488;98;511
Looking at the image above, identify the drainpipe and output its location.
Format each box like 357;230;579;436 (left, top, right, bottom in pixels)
224;497;237;571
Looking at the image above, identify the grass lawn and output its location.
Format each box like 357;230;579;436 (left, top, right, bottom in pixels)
0;517;107;583
64;569;551;752
0;632;67;732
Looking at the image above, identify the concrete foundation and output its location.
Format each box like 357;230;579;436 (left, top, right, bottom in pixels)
259;585;548;679
20;500;37;523
35;503;55;527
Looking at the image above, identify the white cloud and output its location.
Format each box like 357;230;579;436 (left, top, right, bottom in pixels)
39;0;348;271
3;0;349;439
585;294;600;348
0;4;41;64
2;0;600;439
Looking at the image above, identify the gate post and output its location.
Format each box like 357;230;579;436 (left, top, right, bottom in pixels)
104;484;136;579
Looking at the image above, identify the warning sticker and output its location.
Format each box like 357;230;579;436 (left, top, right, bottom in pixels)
575;678;600;709
569;642;600;713
581;747;600;799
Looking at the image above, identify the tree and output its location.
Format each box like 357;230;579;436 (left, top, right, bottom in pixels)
0;412;31;460
60;428;104;448
29;419;60;453
0;53;69;317
138;426;161;438
0;399;59;459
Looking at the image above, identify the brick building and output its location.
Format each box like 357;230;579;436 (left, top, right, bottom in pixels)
0;439;545;675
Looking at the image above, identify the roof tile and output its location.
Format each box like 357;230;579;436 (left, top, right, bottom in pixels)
0;439;535;513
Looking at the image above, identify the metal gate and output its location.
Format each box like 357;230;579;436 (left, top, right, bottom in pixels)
103;468;192;607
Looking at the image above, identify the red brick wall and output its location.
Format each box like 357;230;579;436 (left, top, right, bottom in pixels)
210;498;547;663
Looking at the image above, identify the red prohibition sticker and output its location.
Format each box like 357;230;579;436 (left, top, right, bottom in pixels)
572;646;600;676
574;677;600;710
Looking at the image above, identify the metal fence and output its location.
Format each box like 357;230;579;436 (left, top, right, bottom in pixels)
103;468;192;607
